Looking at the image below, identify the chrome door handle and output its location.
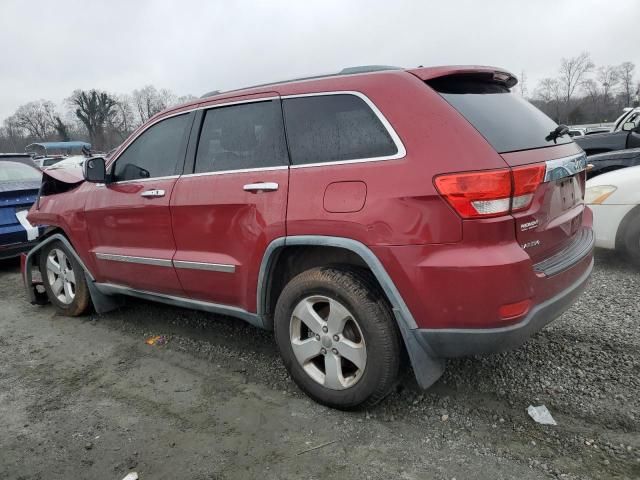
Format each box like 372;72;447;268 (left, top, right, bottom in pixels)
140;189;166;198
243;182;279;192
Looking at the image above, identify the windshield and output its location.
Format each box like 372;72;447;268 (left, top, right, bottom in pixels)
428;75;573;153
0;161;42;182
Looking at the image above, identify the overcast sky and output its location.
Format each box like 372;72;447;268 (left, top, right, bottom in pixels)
1;0;638;120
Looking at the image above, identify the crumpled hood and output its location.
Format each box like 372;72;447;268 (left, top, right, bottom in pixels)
42;157;86;184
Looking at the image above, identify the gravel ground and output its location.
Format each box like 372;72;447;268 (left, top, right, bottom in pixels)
0;249;638;479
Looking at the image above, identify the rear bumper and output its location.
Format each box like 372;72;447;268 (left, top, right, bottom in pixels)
415;255;593;357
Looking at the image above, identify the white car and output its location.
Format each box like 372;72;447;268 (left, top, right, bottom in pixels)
585;165;640;264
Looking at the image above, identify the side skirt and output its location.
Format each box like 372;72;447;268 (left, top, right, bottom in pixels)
94;283;265;329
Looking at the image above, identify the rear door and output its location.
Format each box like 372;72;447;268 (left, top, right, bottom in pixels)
84;112;194;295
170;95;289;312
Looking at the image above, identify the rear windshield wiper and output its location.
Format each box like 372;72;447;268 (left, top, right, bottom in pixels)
545;124;570;143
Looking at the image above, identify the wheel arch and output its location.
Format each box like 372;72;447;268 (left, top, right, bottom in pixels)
257;236;445;389
615;204;640;252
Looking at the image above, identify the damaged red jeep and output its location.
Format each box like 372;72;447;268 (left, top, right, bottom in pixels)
23;66;594;409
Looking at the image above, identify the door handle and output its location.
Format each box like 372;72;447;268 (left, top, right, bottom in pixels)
243;182;279;192
140;189;166;198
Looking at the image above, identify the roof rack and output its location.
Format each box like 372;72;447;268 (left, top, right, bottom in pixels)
201;65;403;99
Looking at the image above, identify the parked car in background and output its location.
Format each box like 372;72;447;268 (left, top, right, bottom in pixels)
22;65;593;409
586;165;640;265
584;126;612;135
576;107;640;155
0;154;42;259
586;147;640;178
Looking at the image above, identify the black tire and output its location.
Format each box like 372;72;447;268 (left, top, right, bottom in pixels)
621;212;640;267
274;266;402;410
39;240;91;316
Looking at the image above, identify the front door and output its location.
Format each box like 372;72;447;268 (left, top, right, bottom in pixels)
84;112;194;295
170;96;289;312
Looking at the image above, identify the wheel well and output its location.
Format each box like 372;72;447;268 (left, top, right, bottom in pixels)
615;204;640;251
263;245;378;325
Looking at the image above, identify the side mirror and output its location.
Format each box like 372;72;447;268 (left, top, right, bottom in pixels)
84;157;106;183
622;122;636;132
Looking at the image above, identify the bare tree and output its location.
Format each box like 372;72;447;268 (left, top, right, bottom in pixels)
518;70;528;98
596;65;619;108
132;85;176;124
618;62;636;107
12;100;57;139
535;77;562;122
68;89;119;150
109;95;137;142
53;116;70;141
558;52;594;121
581;78;600;120
2;116;26;151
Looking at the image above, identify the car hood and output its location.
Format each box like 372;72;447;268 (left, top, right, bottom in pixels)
42;158;85;184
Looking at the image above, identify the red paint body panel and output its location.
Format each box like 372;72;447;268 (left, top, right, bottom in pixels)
84;178;184;295
323;181;367;213
170;168;289;311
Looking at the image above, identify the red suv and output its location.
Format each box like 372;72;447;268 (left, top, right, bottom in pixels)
23;65;594;409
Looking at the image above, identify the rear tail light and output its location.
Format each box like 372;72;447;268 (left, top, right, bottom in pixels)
434;164;545;219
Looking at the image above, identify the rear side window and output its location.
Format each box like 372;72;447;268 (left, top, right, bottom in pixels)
428;75;572;153
282;94;398;165
195;100;288;173
113;113;191;181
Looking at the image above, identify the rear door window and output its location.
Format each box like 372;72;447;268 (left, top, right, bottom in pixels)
112;113;191;181
428;75;573;153
282;94;398;165
194;99;288;173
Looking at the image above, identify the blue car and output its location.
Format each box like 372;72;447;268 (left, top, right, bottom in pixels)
0;154;43;259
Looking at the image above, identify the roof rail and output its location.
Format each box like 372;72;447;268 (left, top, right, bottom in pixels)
339;65;403;74
201;65;404;99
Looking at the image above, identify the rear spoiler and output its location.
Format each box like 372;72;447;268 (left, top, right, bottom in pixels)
408;65;518;88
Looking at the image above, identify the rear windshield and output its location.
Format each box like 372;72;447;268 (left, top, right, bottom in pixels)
0;161;41;182
428;75;572;153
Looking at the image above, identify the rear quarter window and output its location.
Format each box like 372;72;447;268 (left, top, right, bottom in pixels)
282;94;398;165
428;75;572;153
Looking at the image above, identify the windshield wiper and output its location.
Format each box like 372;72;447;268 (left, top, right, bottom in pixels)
545;124;570;143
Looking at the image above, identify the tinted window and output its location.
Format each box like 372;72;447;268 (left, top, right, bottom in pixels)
113;114;191;181
195;100;288;173
0;161;41;182
282;94;398;165
428;75;572;153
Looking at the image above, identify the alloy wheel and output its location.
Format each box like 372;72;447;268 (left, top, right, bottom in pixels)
45;248;76;305
289;295;367;390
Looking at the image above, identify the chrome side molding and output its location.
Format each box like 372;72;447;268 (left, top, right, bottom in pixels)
95;252;236;273
544;153;587;182
95;252;173;267
173;260;235;273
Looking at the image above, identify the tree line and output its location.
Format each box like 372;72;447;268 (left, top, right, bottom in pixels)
528;53;639;125
0;86;196;153
2;55;639;154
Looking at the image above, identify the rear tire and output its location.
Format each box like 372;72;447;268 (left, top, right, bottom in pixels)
274;266;402;410
39;240;91;316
